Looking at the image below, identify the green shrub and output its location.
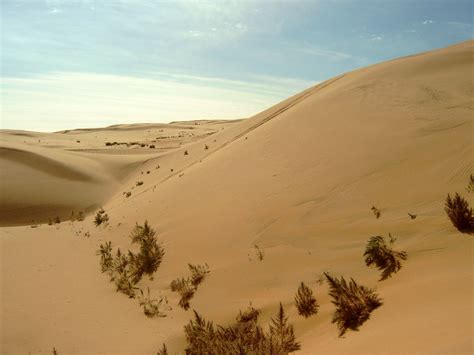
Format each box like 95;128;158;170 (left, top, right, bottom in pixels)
364;234;407;281
324;273;382;336
294;282;319;318
445;193;474;232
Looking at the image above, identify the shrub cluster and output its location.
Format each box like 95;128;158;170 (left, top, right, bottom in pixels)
371;206;381;219
96;221;165;298
364;234;407;281
138;287;169;318
182;304;300;354
170;263;210;310
324;273;382;336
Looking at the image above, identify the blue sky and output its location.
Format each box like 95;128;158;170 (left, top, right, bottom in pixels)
1;0;472;131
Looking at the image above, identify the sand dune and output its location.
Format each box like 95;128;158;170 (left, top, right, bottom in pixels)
1;41;473;354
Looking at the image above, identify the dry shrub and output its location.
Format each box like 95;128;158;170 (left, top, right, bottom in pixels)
97;241;113;273
324;273;382;336
294;282;319;318
138;287;169;318
445;193;473;233
371;206;381;219
254;244;264;261
94;208;109;226
364;234;407;281
170;263;210;310
189;263;210;287
184;304;300;354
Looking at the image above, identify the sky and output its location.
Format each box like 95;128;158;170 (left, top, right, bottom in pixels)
1;0;472;132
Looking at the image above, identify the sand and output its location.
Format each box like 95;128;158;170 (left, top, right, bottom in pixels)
0;41;473;354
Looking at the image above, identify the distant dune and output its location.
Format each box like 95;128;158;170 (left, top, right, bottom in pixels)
1;41;472;354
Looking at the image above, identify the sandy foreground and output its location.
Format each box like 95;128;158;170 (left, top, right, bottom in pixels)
0;41;473;354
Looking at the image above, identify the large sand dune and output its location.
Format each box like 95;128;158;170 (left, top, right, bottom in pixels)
1;41;473;354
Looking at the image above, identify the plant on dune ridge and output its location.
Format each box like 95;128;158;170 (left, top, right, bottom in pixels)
364;234;407;281
254;244;265;261
294;282;319;318
324;272;382;337
128;221;165;284
138;287;170;318
94;208;109;226
445;193;474;233
183;304;300;354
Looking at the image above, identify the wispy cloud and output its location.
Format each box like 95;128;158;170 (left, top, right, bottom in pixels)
1;71;315;132
299;45;354;61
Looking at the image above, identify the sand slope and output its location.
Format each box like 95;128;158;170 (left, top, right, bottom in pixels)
1;41;473;354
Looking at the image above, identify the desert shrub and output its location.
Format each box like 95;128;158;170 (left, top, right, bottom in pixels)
77;211;85;221
136;181;144;186
171;263;210;310
54;216;61;224
157;344;168;355
48;218;53;225
114;268;137;298
94;208;109;226
467;174;474;193
371;206;381;219
170;277;195;310
324;272;382;336
53;347;59;355
294;282;319;318
125;191;131;198
189;263;210;287
408;213;417;220
138;287;169;318
97;241;114;273
445;193;474;232
204;144;209;150
149;145;155;149
364;234;407;281
184;304;300;354
128;221;165;283
254;244;264;261
184;150;188;155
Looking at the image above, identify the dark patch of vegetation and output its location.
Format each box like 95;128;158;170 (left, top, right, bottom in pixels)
170;263;210;310
364;234;407;281
371;206;381;219
138;287;169;318
125;191;132;198
184;150;189;155
445;193;474;233
54;216;61;224
294;282;319;318
149;145;155;149
324;273;382;336
97;241;114;273
94;208;109;226
183;303;300;354
254;244;264;261
408;213;417;219
204;144;209;150
157;344;168;355
467;174;474;193
136;181;144;186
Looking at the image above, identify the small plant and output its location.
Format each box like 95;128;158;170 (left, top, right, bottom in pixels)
94;208;109;226
138;287;169;318
77;211;85;221
467;174;474;193
128;221;165;283
157;344;168;355
54;216;61;224
445;193;474;232
97;241;114;273
295;282;319;318
254;244;264;261
136;181;144;186
408;213;417;220
204;144;209;150
364;234;407;281
170;277;195;310
52;347;59;355
114;268;138;298
125;191;131;198
184;150;188;155
324;272;382;336
189;263;210;287
48;218;53;226
371;206;381;219
269;303;301;353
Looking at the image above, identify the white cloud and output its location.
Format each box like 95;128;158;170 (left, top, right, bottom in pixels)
422;20;434;25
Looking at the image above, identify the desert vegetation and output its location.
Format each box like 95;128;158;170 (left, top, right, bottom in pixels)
364;234;407;281
466;174;473;193
444;193;473;233
371;206;381;219
170;263;210;310
94;208;109;226
254;244;265;261
294;282;319;318
138;287;169;318
324;273;382;336
181;303;300;354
